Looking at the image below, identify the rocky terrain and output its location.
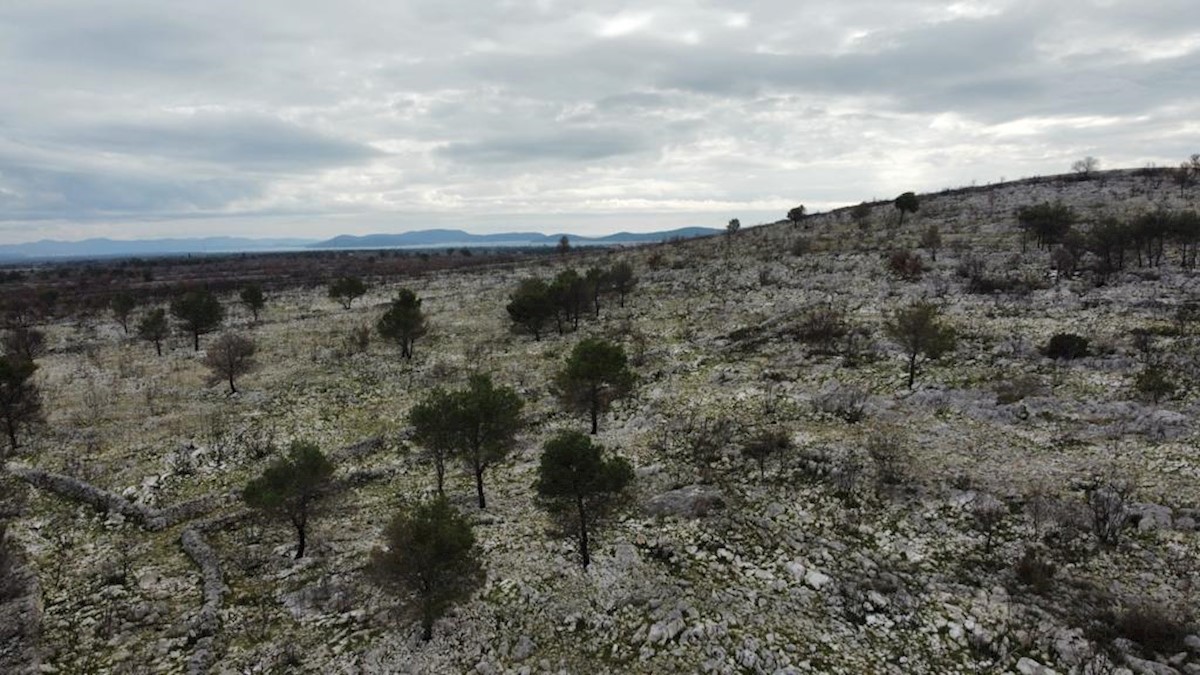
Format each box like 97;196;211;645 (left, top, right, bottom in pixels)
1;168;1198;674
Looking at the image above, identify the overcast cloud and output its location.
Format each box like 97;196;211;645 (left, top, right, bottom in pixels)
0;0;1197;242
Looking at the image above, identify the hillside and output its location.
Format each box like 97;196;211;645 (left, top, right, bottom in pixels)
1;168;1199;674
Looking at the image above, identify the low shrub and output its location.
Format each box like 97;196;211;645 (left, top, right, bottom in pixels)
1044;333;1089;360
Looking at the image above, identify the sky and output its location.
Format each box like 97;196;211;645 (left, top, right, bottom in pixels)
0;0;1197;244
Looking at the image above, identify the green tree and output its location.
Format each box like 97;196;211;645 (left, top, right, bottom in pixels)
894;192;919;225
585;267;606;318
727;218;741;235
884;301;956;388
242;441;334;559
550;269;587;333
111;293;136;334
787;205;807;225
0;355;43;454
371;498;484;641
919;225;942;262
240;284;265;322
328;276;367;310
505;278;555;341
376;289;428;359
1017;202;1077;251
409;389;459;497
534;431;633;568
202;333;257;394
557;235;571;254
454;375;523;509
409;374;523;508
170;290;225;351
1134;366;1175;404
557;338;635;434
606;261;637;308
137;308;170;356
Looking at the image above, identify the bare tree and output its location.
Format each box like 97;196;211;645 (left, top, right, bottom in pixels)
203;333;257;394
1071;156;1100;179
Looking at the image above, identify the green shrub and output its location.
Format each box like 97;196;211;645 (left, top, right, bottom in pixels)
1044;333;1089;360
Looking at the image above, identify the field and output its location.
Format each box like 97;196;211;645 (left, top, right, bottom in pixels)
2;169;1198;674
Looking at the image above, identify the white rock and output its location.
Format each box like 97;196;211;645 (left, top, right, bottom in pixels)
804;569;831;590
1016;657;1060;675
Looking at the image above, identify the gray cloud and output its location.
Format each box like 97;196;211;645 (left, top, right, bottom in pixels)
0;0;1196;242
437;129;650;164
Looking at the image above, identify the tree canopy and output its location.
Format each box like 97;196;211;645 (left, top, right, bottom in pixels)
409;374;523;508
0;355;42;454
170;290;225;351
884;301;956;388
240;284;265;322
535;430;633;568
371;498;484;641
894;192;919;225
328;276;367;309
557;338;635;434
243;440;334;559
376;288;428;359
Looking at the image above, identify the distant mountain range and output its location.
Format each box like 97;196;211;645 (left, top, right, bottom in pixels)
309;227;720;249
0;227;721;261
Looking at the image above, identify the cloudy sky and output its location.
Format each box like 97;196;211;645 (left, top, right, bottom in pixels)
1;0;1197;243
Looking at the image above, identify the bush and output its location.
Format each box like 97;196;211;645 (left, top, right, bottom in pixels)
1044;333;1089;360
1087;602;1196;657
790;238;812;256
1013;545;1056;594
792;304;849;354
865;430;908;491
886;249;925;281
812;382;868;423
1133;366;1175;403
994;374;1045;404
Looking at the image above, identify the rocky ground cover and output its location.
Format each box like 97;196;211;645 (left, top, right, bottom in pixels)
1;168;1198;673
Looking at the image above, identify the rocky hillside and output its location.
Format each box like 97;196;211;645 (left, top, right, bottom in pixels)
2;168;1198;674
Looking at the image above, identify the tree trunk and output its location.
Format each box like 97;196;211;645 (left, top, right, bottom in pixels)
154;339;162;357
434;454;445;497
193;331;200;351
907;352;917;389
474;462;486;509
577;496;590;568
228;374;237;395
294;519;307;559
5;421;17;452
590;397;599;435
619;291;626;308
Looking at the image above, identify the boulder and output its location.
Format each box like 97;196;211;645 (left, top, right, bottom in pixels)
645;485;724;519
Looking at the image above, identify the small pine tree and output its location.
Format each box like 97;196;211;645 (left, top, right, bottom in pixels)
894;192;919;225
535;431;633;568
505;278;555;341
328;276;367;310
884;301;956;388
606;261;637;308
409;375;524;508
170;290;225;351
111;293;137;334
240;284;265;322
557;338;635;434
371;498;484;641
243;441;333;559
0;355;43;454
377;289;428;359
137;308;170;356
